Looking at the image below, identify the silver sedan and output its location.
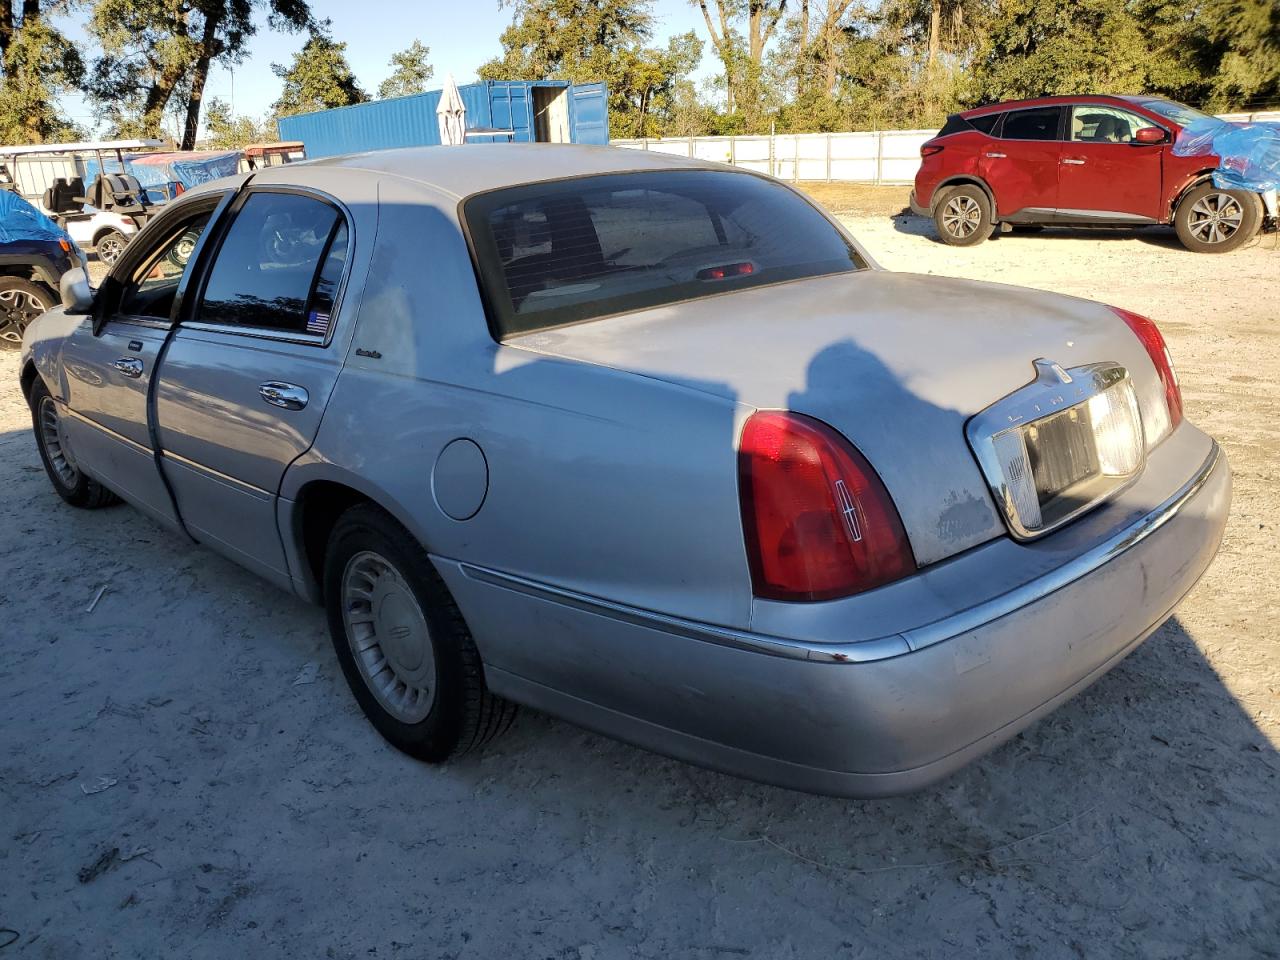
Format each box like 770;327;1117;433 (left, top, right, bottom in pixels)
19;146;1230;796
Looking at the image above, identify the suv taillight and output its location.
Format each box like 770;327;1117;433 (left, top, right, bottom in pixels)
921;144;944;157
1110;306;1183;434
738;412;916;601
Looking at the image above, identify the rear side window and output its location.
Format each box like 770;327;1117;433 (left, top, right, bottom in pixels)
969;113;1001;135
197;191;349;337
1001;107;1063;141
936;115;973;137
464;170;865;337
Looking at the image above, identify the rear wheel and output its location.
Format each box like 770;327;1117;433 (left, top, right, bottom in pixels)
323;504;516;761
1174;183;1262;253
29;379;121;508
0;277;56;348
94;228;128;265
934;185;994;246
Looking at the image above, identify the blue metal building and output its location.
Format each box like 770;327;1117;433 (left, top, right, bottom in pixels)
276;80;610;159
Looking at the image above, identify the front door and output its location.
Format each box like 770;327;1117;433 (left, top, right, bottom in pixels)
1057;104;1165;221
58;199;224;530
153;188;352;587
979;105;1065;219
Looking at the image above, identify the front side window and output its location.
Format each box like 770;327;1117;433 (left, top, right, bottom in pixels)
1001;107;1063;141
1070;106;1150;143
118;211;214;320
465;170;866;337
197;191;348;336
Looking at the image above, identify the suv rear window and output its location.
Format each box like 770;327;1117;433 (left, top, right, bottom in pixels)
969;113;1001;135
464;170;866;338
1001;107;1063;141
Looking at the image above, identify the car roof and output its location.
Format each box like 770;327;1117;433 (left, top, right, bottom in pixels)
960;94;1150;118
254;144;721;201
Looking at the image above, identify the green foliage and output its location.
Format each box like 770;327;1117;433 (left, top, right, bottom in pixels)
203;96;273;147
378;40;434;99
0;11;85;143
272;22;368;117
1202;0;1280;108
480;0;702;138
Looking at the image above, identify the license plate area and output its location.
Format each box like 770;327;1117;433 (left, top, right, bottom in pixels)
969;360;1146;540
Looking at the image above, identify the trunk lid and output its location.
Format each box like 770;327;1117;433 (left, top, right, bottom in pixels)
509;270;1163;565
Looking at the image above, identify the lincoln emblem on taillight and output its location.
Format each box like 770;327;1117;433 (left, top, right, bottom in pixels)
833;479;863;542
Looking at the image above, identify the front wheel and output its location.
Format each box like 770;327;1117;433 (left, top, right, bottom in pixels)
29;379;121;508
323;504;516;761
94;229;128;265
0;277;56;348
1174;184;1262;253
934;185;994;246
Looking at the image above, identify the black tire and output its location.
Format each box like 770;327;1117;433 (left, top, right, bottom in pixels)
94;228;128;265
323;503;515;761
0;276;56;349
28;378;121;508
1174;183;1262;253
933;184;994;246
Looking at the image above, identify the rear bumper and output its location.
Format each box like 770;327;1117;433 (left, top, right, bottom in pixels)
441;431;1230;797
909;189;930;218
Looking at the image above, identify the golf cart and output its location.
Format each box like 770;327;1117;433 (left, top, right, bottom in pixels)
0;139;163;266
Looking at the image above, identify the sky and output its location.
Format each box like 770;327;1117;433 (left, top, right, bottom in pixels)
60;0;719;138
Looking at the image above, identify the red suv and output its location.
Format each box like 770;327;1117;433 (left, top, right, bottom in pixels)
910;95;1266;253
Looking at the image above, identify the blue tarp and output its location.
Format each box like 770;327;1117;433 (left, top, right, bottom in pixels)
1173;118;1280;193
0;189;72;245
84;150;241;202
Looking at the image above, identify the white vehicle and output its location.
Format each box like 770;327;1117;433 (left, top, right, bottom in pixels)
61;207;139;265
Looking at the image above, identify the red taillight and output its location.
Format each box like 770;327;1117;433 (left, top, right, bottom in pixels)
738;411;916;602
921;144;944;157
1110;306;1183;428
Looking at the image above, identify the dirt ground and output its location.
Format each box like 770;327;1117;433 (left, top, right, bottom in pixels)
2;210;1278;958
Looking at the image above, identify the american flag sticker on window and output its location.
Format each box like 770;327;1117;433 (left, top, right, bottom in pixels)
306;309;331;336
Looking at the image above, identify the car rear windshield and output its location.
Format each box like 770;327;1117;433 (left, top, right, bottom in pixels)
463;170;866;338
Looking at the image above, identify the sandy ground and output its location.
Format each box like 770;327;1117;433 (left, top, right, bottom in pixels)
2;211;1278;958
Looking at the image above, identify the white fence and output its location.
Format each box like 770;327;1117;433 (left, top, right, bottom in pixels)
612;130;935;183
612;111;1280;184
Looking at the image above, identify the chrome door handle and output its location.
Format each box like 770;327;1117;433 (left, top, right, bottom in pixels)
113;357;143;378
1062;158;1086;165
984;152;1006;158
259;381;309;411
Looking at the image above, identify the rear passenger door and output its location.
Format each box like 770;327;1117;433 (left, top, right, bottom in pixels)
153;188;353;587
979;106;1064;218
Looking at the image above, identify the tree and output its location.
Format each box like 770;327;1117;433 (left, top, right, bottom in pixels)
378;39;433;99
1202;0;1280;109
480;0;702;138
272;22;367;117
689;0;788;129
87;0;312;149
203;96;273;147
0;1;84;143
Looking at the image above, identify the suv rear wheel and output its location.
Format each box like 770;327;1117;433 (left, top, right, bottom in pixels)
0;277;56;348
1174;183;1262;253
934;185;994;247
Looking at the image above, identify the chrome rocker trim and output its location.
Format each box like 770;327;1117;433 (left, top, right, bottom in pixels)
457;441;1222;665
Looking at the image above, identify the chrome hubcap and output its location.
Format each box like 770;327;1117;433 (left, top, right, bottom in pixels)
342;551;436;723
97;233;126;264
942;195;982;238
0;288;49;344
38;396;80;487
1188;193;1243;244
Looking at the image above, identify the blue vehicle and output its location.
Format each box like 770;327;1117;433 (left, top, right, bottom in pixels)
0;191;78;347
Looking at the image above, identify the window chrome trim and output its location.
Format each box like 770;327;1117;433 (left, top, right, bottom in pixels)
966;359;1146;541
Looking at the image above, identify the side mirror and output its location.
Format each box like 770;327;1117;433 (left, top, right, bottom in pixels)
60;267;94;314
1134;126;1167;144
